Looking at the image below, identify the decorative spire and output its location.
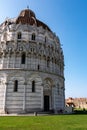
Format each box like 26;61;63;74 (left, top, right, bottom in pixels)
27;5;29;9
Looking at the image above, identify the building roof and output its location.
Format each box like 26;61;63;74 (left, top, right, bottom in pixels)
16;9;51;32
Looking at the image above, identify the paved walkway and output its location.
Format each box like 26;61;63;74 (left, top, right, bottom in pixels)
0;112;53;116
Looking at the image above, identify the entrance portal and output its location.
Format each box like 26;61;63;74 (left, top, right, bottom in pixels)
44;96;49;111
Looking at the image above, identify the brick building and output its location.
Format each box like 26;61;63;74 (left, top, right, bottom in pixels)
66;97;87;109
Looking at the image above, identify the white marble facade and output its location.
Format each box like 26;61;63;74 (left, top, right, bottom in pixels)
0;9;65;114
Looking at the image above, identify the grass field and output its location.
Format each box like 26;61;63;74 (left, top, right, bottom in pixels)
0;115;87;130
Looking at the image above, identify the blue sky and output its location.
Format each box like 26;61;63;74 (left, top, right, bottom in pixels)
0;0;87;98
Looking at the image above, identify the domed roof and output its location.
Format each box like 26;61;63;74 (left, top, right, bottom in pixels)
16;9;36;25
16;9;51;32
19;9;35;18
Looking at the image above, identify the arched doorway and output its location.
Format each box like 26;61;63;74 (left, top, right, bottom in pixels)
43;78;53;111
44;95;49;111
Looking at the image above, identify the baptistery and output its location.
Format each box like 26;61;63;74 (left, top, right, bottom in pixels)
0;8;65;114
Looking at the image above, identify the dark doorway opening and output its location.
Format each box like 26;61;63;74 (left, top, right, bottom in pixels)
44;96;49;111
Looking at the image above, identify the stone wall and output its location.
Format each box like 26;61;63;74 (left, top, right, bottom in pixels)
0;70;65;113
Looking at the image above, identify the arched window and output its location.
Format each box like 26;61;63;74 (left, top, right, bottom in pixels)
32;80;35;92
14;80;18;92
38;64;40;70
17;32;22;39
52;57;54;63
45;36;47;43
21;53;26;64
47;57;50;67
31;33;35;40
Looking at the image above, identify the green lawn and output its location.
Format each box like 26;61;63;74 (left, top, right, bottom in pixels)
0;115;87;130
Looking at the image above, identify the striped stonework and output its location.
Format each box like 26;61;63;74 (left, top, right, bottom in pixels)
0;9;65;114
